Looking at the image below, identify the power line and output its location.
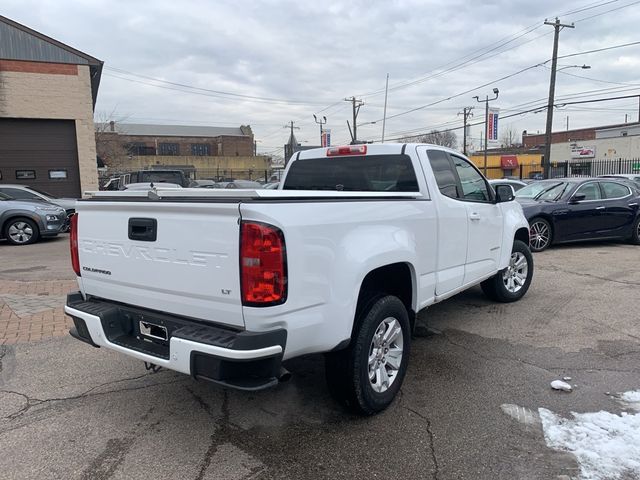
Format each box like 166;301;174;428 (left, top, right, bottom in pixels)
104;66;329;105
573;0;640;22
370;40;640;125
558;40;640;60
356;0;626;99
370;93;640;143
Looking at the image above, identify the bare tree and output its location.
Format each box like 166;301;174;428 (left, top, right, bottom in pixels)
399;129;457;149
500;126;521;148
94;110;130;170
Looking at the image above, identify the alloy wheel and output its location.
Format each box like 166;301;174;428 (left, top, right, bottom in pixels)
8;222;34;244
368;317;404;393
529;221;550;251
502;252;529;293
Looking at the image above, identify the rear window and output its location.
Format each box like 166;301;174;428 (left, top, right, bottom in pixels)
283;155;419;191
139;172;183;184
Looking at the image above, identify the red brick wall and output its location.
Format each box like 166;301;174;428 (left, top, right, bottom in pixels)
0;59;78;75
523;128;596;148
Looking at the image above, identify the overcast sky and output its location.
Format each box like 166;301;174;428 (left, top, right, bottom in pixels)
4;0;640;157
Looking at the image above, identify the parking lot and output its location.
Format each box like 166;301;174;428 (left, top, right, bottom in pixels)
1;236;639;479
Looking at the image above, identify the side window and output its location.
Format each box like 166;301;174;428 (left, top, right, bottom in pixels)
451;155;491;202
427;150;458;198
1;188;36;199
575;182;601;201
601;182;630;199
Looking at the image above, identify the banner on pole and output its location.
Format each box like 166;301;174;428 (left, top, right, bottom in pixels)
322;129;331;147
488;108;499;147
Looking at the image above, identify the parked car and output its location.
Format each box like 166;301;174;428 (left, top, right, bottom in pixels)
225;180;263;189
126;170;190;188
122;183;182;191
0;184;77;215
189;179;217;188
488;179;527;195
264;182;280;190
515;178;640;252
0;192;67;245
65;143;532;415
599;174;640;188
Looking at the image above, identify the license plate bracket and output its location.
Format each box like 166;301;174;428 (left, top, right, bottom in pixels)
139;320;168;341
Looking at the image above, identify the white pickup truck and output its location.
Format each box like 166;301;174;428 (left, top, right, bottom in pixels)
65;144;533;415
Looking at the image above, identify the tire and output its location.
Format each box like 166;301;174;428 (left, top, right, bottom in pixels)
3;217;40;245
325;295;411;415
629;216;640;245
481;240;534;303
528;217;552;252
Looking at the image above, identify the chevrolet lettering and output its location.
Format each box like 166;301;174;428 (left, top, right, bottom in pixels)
79;239;226;267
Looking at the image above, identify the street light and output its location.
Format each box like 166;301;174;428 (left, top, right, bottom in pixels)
473;88;499;176
543;63;592;178
313;114;327;146
557;64;590;72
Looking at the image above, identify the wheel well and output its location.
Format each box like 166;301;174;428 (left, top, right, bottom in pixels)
514;227;529;245
1;215;37;236
354;263;415;334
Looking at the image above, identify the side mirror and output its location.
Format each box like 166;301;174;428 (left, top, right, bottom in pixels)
495;185;514;203
570;193;586;203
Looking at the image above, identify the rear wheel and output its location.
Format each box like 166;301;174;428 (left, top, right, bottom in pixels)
4;217;39;245
481;240;534;303
325;295;410;415
529;217;552;252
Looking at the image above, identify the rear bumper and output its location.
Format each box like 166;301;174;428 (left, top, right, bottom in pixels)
65;292;287;390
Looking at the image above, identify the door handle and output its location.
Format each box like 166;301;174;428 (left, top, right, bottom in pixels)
595;206;605;210
629;202;638;206
469;212;481;221
128;218;157;242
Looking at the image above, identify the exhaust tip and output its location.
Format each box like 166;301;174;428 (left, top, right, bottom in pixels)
278;367;292;383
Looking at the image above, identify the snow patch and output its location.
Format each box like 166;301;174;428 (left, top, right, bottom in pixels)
501;404;541;427
551;380;573;392
618;390;640;410
539;402;640;480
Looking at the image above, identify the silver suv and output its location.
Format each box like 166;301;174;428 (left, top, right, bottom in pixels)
0;184;77;214
0;192;68;245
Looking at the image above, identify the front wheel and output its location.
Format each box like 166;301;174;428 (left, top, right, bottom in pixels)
4;217;40;245
325;295;411;415
481;240;534;303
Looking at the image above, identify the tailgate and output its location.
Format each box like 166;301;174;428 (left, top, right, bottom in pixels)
76;201;244;328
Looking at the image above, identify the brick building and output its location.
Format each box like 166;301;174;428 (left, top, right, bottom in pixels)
97;122;270;180
0;15;102;197
522;122;640;149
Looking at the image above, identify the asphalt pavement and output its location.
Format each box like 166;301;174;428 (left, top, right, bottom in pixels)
0;238;639;479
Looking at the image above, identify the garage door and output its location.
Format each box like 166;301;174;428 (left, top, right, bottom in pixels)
0;118;81;198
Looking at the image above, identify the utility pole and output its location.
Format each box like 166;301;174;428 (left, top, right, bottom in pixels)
283;121;300;166
458;107;474;155
474;89;499;176
543;18;575;179
313;114;327;146
381;74;389;143
345;96;364;144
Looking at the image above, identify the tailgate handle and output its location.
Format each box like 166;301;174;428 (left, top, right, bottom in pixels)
128;218;157;242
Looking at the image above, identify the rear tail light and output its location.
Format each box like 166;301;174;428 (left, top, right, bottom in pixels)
70;214;80;276
240;221;287;306
326;145;367;156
